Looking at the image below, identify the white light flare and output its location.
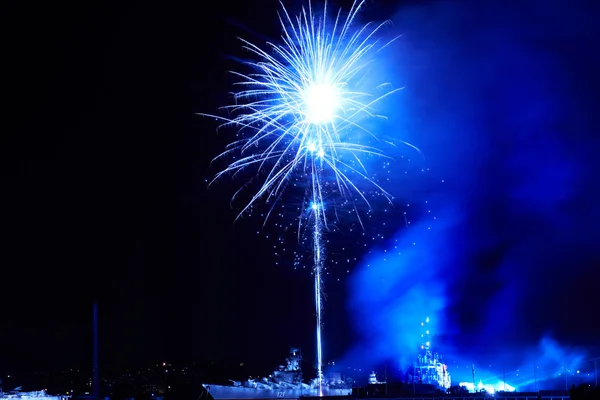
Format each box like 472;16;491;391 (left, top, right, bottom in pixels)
303;83;340;125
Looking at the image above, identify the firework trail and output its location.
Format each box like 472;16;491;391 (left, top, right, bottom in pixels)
202;0;409;392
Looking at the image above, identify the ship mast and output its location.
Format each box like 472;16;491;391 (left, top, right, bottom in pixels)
421;316;430;352
93;303;99;400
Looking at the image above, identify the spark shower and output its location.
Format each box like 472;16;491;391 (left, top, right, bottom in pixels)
203;0;410;393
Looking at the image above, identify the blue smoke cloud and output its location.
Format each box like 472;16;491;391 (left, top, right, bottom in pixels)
341;0;600;388
341;205;460;372
448;335;589;391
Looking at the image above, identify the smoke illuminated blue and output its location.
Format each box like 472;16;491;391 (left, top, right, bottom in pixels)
203;0;407;391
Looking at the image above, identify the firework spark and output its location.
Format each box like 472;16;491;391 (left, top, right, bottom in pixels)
203;0;409;224
202;0;409;392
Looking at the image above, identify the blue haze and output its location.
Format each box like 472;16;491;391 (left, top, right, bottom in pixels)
341;0;600;389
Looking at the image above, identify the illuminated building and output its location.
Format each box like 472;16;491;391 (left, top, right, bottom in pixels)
408;317;451;390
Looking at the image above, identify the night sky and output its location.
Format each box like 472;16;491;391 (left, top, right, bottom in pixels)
2;0;599;386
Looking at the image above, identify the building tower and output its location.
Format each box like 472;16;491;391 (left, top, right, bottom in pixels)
412;317;451;390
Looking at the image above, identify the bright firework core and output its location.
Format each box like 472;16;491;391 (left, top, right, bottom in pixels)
303;83;340;124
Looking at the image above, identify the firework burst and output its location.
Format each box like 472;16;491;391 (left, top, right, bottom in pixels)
202;0;410;393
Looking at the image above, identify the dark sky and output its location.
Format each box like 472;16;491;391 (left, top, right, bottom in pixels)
1;0;599;386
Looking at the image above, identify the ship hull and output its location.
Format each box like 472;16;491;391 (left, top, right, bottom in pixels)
203;385;351;399
0;392;67;400
1;397;64;400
